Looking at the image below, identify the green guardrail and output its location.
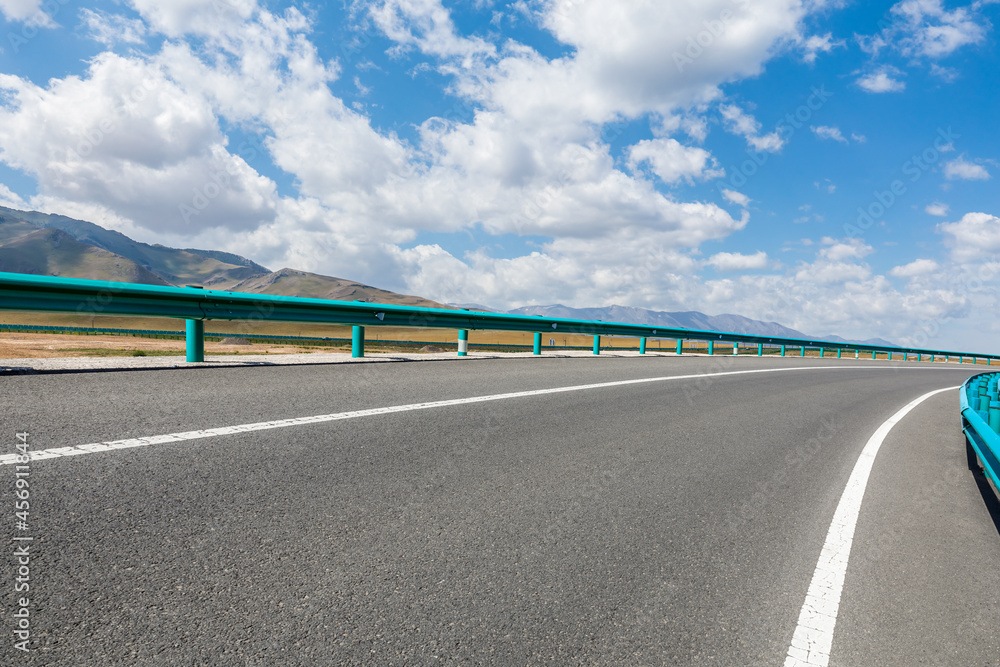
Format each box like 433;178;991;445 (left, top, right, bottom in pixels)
960;373;1000;495
1;271;998;364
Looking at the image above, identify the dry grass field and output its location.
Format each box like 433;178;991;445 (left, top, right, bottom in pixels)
0;312;979;362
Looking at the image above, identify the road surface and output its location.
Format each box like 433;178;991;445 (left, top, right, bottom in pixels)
1;355;998;665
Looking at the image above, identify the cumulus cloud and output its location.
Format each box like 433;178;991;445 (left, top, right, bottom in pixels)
627;138;723;185
798;32;842;63
944;156;990;180
890;258;940;278
719;104;785;152
886;0;987;58
80;9;147;46
925;202;949;216
856;67;906;93
707;251;768;271
939;212;1000;261
721;189;750;207
818;237;873;261
0;0;53;25
811;125;847;143
0;52;279;234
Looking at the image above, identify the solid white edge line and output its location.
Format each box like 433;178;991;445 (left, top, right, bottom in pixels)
0;366;958;467
783;385;959;667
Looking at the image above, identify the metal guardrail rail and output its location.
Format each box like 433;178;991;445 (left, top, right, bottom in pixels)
1;270;998;364
960;374;1000;495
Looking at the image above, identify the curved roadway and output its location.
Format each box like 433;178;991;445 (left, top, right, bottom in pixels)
1;355;999;665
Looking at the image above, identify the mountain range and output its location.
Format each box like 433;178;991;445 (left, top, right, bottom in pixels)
0;205;895;346
502;304;896;348
0;205;449;308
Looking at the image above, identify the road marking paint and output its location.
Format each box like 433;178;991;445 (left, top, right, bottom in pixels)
0;366;960;467
784;385;958;667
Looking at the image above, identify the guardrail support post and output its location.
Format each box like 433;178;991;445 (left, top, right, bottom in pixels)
990;399;1000;433
676;339;683;355
872;350;877;360
780;345;786;357
458;329;469;357
639;337;646;355
757;343;763;356
837;348;842;359
352;325;365;358
185;318;204;363
820;347;825;358
593;335;601;355
534;332;542;355
708;340;714;355
800;346;806;357
733;343;739;355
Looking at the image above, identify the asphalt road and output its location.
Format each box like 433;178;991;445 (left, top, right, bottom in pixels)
1;355;998;666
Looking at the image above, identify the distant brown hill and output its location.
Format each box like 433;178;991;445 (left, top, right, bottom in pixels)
0;227;169;285
0;205;449;309
229;268;450;308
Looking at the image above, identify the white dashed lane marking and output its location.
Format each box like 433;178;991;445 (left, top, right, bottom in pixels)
0;365;945;466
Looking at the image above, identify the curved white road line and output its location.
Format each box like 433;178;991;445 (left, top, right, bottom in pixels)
784;385;959;667
0;366;963;467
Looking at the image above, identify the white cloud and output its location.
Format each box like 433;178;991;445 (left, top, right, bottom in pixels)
856;67;905;93
369;0;496;61
889;258;940;278
939;212;1000;261
721;189;750;207
888;0;987;58
707;251;768;271
719;104;785;152
925;202;949;216
819;237;873;261
0;183;27;208
811;125;848;143
798;32;843;63
627;137;723;185
0;41;287;236
0;0;53;25
80;9;147;46
127;0;258;39
944;156;990;180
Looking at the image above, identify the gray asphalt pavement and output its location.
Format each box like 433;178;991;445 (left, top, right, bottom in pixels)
1;355;998;665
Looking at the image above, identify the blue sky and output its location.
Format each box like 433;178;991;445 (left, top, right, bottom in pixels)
1;0;1000;352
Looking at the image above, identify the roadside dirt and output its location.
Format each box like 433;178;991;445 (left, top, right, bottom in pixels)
0;332;348;358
